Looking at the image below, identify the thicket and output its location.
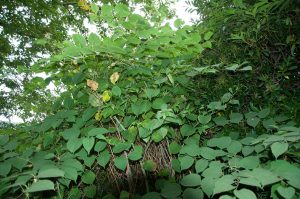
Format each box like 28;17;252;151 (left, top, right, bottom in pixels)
0;1;299;199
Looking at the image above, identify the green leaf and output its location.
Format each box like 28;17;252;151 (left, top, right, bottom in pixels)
167;74;174;85
152;98;167;110
180;144;201;157
26;180;55;192
234;189;257;199
219;196;235;199
128;145;143;161
263;118;276;129
115;3;130;18
200;147;217;160
152;127;168;143
202;165;222;179
60;166;78;181
89;94;100;107
61;158;84;172
207;136;232;149
201;177;214;197
195;159;209;173
114;155;128;171
61;128;80;140
203;41;212;48
82;171;96;184
270;160;300;189
143;160;157;172
174;19;184;28
258;108;270;119
172;159;181;173
145;88;160;99
242;146;254;156
94;141;107;152
225;64;240;71
88;128;109;136
179;156;194;170
183;188;204;199
208;101;226;110
69;188;81;199
229;113;243;124
198;114;211;125
239;177;261;188
180;124;196;137
246;117;260;128
149;119;164;131
240;66;252;71
271;142;288;159
82;137;95;154
84;185;96;198
113;142;131;154
142;192;162;199
0;135;9;145
119;191;130;199
277;186;295;199
72;34;86;47
221;92;232;103
97;150;111;168
0;162;11;177
131;100;152;116
11;175;32;187
67;137;82;153
204;31;213;40
213;116;229;126
169;141;181;155
180;173;201;187
251;168;280;187
112;85;121;96
82;107;98;122
213;175;236;195
227;140;242;154
161;183;181;198
263;135;285;147
37;167;64;178
239;156;260;169
90;3;99;13
101;4;113;19
83;155;96;168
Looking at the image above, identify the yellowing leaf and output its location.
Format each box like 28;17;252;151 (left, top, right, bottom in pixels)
87;79;98;91
81;5;90;11
95;111;102;121
78;0;86;6
78;0;90;11
102;91;111;102
110;72;120;84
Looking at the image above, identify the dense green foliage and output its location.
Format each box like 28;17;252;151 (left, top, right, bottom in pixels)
0;0;174;123
0;1;299;199
190;0;300;119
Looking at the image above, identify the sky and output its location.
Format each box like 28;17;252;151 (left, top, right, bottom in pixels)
171;0;199;24
0;0;199;124
83;0;199;33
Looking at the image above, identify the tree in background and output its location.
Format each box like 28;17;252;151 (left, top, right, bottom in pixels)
0;0;89;122
189;0;300;121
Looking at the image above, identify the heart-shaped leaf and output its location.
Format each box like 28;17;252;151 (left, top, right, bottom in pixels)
83;137;95;154
271;142;288;159
277;186;295;199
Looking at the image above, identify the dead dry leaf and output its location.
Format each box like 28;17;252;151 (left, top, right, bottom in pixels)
87;79;98;91
110;72;120;84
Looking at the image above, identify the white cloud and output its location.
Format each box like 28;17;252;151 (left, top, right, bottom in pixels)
172;0;199;25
